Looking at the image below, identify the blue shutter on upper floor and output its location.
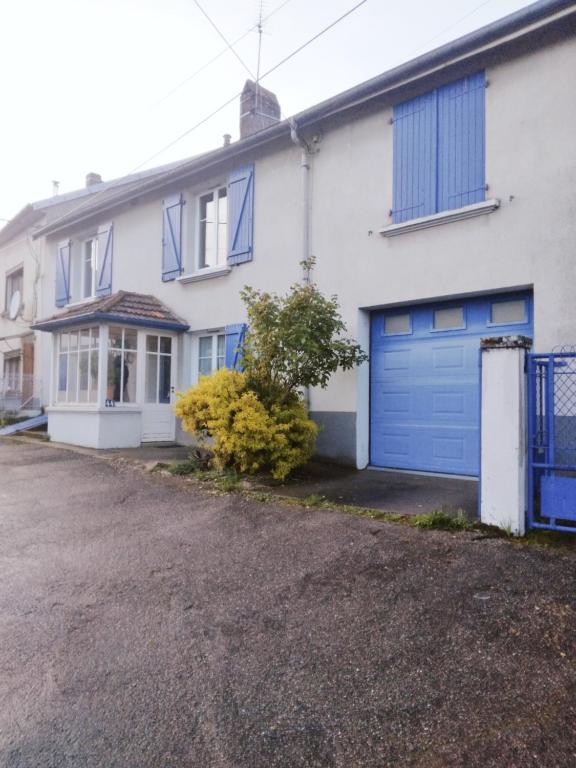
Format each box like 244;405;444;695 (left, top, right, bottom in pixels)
392;90;437;223
224;323;247;370
55;240;71;307
162;194;184;281
228;165;254;265
437;72;486;212
96;223;113;298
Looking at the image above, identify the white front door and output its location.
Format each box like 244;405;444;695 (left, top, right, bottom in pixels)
141;332;176;442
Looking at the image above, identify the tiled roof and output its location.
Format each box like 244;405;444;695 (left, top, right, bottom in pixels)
32;291;189;332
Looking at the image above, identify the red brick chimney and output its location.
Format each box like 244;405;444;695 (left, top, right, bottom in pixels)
240;80;281;139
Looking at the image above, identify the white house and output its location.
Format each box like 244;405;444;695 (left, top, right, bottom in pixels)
21;0;576;495
0;166;185;415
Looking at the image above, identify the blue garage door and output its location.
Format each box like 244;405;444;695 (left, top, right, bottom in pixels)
370;292;533;476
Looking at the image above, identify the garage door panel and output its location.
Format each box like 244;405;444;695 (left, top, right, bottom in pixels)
371;423;479;473
370;293;533;476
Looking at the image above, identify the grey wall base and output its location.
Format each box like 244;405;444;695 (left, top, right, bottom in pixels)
310;411;357;466
176;412;357;466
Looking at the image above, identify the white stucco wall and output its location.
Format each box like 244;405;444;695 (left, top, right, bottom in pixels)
36;34;576;461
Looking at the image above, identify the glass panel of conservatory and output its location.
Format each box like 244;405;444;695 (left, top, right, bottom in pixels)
159;354;171;404
145;353;158;403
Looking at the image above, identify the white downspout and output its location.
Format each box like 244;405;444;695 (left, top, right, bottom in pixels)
289;119;312;407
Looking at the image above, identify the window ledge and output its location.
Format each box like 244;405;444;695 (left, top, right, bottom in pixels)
47;405;142;414
177;265;231;284
379;198;500;238
64;296;99;309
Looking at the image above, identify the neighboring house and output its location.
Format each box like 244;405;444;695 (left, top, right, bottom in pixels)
28;0;576;480
0;164;187;414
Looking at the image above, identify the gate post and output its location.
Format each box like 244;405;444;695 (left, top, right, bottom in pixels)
480;335;532;535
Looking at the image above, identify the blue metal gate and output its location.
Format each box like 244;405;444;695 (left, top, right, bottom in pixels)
527;352;576;532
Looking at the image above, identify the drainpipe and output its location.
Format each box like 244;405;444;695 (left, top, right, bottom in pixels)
289;119;311;285
289;119;312;408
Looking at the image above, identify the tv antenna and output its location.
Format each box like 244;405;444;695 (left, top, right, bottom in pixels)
256;0;264;84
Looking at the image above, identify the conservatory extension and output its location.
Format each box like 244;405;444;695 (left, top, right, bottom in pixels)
33;291;189;448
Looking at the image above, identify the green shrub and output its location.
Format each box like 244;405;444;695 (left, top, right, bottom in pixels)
175;368;317;481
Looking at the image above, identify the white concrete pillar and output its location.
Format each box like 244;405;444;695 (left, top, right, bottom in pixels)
480;335;532;535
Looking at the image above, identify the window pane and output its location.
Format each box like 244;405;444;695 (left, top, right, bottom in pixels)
109;327;123;349
200;192;216;268
89;349;99;402
108;351;123;402
217;334;225;369
146;335;158;353
57;355;67;402
199;336;212;358
83;241;93;298
59;333;69;353
491;300;526;325
124;329;138;350
80;329;90;348
198;336;213;376
433;307;464;330
159;355;171;404
124;352;137;403
91;327;100;345
78;351;89;402
145;354;158;403
67;351;78;401
69;331;79;350
160;336;171;355
384;314;410;335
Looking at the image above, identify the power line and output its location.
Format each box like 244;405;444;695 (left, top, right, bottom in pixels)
192;0;254;80
134;0;369;170
35;0;370;235
153;0;295;107
407;0;496;57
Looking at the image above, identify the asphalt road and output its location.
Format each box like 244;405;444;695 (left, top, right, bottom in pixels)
0;439;575;767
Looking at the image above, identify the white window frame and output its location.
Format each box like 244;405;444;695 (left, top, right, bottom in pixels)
144;333;173;405
80;237;99;300
108;326;139;405
55;327;100;405
3;354;21;392
5;265;23;312
194;331;225;382
196;185;228;270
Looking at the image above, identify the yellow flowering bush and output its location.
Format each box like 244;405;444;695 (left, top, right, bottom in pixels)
174;368;317;480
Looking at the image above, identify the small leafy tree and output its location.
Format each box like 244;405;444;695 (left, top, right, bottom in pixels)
175;260;367;479
241;258;368;405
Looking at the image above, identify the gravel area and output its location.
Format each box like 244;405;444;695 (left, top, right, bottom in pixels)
0;439;575;767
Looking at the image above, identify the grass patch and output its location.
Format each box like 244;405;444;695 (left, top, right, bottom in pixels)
410;508;473;531
214;471;242;493
167;448;213;476
168;459;198;476
301;493;328;507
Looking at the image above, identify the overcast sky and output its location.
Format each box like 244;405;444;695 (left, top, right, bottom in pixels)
1;0;535;220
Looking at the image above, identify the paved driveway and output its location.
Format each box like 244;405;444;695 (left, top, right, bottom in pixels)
0;440;575;767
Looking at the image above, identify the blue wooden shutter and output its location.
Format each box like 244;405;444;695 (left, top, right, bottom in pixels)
437;72;486;212
392;90;437;223
225;323;247;370
162;193;184;281
55;240;71;307
228;165;254;265
96;223;113;298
